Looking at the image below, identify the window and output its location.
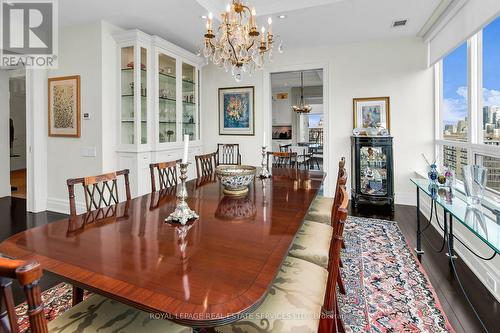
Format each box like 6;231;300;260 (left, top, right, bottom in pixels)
482;17;500;145
436;16;500;196
442;42;468;141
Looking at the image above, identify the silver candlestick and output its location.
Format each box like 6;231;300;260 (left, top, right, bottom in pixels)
259;146;271;178
166;162;199;225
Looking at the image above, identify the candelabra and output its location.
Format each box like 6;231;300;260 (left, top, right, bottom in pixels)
166;162;199;225
259;146;271;178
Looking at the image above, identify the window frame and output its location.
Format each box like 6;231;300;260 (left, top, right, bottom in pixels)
435;18;500;199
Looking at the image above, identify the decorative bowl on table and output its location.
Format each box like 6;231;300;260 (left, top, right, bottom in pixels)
215;165;256;196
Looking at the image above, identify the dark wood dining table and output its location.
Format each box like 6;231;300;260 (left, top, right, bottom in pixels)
0;168;325;329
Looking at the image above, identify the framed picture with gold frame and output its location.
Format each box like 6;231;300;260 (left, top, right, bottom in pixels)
353;97;390;131
48;75;81;137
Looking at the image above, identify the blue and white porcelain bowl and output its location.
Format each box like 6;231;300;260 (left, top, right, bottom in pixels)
216;165;256;196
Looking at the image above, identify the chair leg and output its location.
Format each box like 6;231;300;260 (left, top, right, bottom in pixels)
341;239;346;249
339;258;343;268
334;301;345;333
337;273;346;295
72;286;84;306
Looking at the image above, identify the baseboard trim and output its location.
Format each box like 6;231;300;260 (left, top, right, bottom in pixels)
46;197;84;215
396;192;415;206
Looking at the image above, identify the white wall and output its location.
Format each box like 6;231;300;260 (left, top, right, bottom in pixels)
46;21;122;213
201;37;435;203
0;71;10;198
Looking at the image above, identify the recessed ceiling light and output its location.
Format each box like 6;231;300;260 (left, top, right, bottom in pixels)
278;15;287;19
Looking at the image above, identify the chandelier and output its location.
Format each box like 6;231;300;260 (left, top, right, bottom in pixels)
202;0;283;82
292;71;312;113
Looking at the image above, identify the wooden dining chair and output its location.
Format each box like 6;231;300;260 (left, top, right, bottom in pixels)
150;160;180;192
216;144;241;165
267;151;298;168
279;143;292;152
67;169;131;217
195;152;217;178
0;257;192;333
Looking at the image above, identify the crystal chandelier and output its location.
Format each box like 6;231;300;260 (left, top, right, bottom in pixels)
292;71;312;113
202;0;283;82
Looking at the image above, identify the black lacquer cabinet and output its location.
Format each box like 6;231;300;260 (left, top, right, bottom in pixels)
351;136;394;209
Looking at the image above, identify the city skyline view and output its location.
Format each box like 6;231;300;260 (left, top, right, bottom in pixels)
443;16;500;142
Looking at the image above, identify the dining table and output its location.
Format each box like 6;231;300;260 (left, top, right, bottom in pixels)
0;168;325;329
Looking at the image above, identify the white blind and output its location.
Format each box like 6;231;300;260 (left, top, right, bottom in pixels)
428;0;500;66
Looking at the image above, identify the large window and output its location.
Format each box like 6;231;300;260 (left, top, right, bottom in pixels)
442;43;468;141
437;16;500;196
482;17;500;145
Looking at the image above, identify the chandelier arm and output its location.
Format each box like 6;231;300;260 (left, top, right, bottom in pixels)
227;34;241;65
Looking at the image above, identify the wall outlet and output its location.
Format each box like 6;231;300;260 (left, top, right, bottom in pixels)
80;147;96;157
83;112;91;120
486;271;497;293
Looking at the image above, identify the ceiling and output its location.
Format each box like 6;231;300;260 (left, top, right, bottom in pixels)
271;70;323;89
59;0;444;54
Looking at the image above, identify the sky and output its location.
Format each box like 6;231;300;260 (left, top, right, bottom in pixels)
443;16;500;125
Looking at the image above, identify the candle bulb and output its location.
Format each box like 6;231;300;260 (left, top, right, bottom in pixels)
208;12;213;30
226;3;231;22
267;17;272;34
263;131;266;147
261;26;266;42
182;134;189;163
251;7;256;27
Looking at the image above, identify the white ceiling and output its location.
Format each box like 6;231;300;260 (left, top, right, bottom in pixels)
272;70;324;89
59;0;443;54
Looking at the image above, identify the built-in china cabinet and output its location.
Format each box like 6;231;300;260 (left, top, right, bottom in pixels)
114;30;204;196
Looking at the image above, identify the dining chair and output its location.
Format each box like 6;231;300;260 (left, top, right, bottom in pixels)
289;160;348;294
67;169;131;217
266;151;298;168
290;145;313;170
215;186;349;333
0;257;192;333
278;143;292;152
195;152;217;178
150;160;180;192
216;144;241;165
66;169;131;306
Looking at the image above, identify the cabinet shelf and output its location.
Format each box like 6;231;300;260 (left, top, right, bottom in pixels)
182;101;196;105
122;94;147;98
159;72;175;80
159;97;176;102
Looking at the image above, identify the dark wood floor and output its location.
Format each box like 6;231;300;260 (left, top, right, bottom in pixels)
0;196;497;332
351;203;498;333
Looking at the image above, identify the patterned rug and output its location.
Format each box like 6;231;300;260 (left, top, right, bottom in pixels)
339;217;455;333
14;217;454;333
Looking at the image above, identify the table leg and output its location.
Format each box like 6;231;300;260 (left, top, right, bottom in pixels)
415;188;424;255
72;286;84;306
446;215;458;260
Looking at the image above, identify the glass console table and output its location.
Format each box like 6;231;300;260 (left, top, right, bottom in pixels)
411;178;500;258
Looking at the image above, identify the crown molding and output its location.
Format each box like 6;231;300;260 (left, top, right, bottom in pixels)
418;0;469;43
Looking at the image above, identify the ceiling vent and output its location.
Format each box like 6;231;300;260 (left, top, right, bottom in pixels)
392;19;408;28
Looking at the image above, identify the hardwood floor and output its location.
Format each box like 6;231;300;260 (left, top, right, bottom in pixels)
350;203;498;333
0;196;497;332
10;169;27;199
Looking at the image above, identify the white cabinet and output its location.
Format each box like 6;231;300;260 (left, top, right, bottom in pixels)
114;30;204;197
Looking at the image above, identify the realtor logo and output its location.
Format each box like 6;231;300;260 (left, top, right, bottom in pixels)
1;0;58;68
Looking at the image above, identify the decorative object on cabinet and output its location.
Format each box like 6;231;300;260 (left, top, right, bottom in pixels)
353;97;390;132
351;136;394;209
48;75;81;138
219;86;255;136
202;1;283;82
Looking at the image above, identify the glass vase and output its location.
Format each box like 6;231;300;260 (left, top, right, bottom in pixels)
462;165;487;206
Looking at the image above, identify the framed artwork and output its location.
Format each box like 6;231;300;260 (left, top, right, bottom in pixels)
353;97;390;131
48;75;81;137
219;86;255;136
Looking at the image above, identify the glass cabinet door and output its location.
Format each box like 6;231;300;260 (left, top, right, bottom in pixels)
182;62;198;141
120;46;135;145
158;53;177;143
359;146;388;196
140;47;148;144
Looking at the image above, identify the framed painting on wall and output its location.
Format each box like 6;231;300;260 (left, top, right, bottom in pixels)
48;75;81;137
219;86;255;136
353;96;390;131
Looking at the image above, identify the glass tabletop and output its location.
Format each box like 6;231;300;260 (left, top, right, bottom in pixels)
411;178;500;254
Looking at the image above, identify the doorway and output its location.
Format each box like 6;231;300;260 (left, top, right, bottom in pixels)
270;69;324;171
9;74;27;199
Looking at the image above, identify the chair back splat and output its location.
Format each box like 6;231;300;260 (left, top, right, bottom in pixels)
195;152;217;178
216;144;241;165
150;160;180;192
67;169;131;216
266;151;298;168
